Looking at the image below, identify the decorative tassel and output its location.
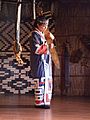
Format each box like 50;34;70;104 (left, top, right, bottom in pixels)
13;41;23;64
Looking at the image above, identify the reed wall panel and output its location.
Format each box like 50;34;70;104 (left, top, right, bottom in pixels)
53;1;90;96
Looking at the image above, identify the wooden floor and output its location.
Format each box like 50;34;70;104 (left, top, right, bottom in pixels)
0;95;90;120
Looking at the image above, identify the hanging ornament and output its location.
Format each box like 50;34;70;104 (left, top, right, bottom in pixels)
13;0;23;64
33;0;36;19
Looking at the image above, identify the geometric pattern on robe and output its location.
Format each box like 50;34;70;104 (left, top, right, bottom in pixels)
30;30;52;106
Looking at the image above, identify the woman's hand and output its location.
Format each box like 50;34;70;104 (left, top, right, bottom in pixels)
35;43;47;54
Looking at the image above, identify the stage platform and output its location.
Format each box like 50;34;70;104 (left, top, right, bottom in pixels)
0;95;90;120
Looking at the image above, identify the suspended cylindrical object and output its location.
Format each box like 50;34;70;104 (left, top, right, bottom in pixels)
15;0;22;44
33;0;36;20
13;0;23;64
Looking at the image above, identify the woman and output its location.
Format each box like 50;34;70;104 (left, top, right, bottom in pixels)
30;16;55;109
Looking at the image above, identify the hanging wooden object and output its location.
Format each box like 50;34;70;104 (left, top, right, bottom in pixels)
33;0;36;20
13;0;23;64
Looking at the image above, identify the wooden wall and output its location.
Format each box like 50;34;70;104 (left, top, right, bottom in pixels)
53;1;90;96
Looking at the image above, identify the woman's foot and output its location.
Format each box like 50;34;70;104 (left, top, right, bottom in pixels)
35;105;50;109
44;105;50;109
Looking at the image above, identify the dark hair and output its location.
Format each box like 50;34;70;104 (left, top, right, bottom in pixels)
34;16;49;28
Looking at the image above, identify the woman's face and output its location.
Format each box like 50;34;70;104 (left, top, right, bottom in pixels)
37;24;48;32
37;20;49;32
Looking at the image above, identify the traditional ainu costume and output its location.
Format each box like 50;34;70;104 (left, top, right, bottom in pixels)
30;28;53;108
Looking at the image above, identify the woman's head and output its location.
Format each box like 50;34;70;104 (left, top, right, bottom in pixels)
34;16;49;32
